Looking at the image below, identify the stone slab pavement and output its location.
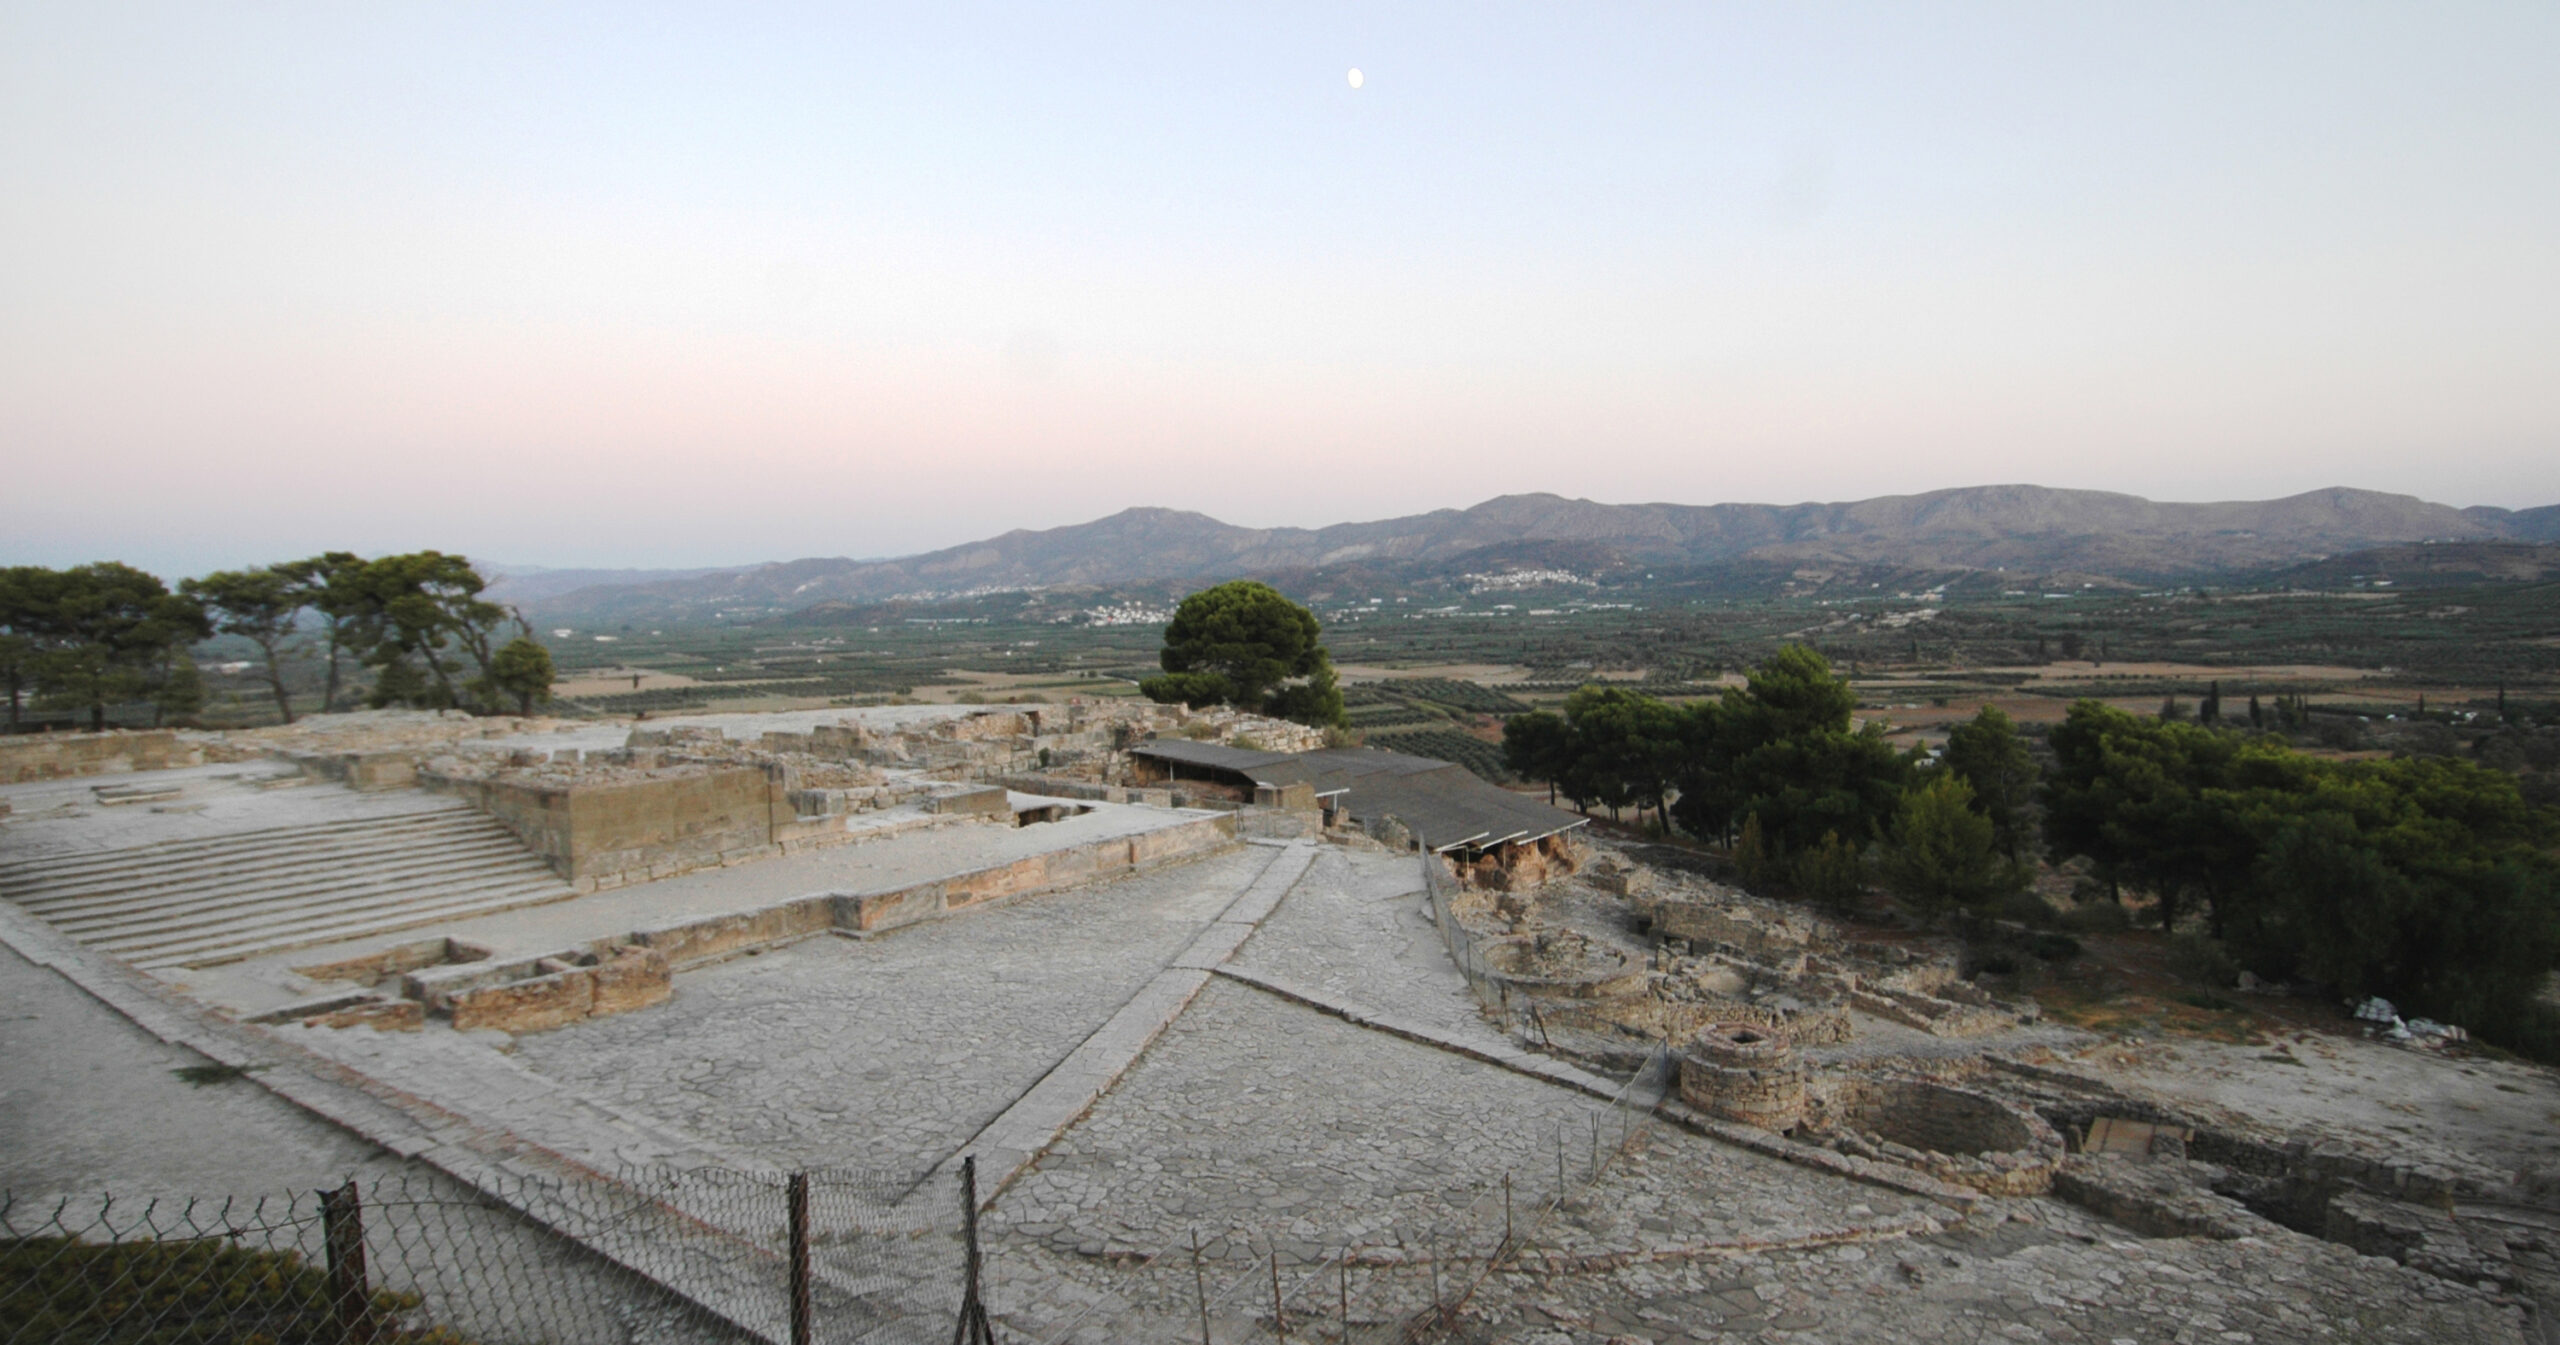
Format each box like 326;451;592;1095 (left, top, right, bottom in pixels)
1222;843;1518;1056
500;844;1295;1181
982;975;1955;1343
921;840;1323;1209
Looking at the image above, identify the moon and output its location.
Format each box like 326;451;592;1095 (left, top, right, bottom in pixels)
1347;67;1364;90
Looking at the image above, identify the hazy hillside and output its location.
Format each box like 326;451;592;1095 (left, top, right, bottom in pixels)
511;485;2553;626
2265;541;2560;589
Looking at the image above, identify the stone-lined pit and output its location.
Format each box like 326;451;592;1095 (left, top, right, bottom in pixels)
1827;1077;2063;1196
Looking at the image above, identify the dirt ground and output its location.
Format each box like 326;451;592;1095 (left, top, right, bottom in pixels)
2081;1026;2560;1179
553;668;705;695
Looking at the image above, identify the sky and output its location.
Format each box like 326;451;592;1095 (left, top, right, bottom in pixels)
5;3;2557;577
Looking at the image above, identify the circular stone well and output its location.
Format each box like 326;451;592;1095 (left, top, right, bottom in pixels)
1677;1022;1809;1130
1835;1078;2064;1196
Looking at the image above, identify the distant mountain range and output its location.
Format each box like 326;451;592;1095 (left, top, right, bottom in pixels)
489;486;2560;626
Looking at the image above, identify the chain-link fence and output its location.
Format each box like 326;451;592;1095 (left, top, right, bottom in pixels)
1415;834;1520;1035
1;1160;996;1345
996;1042;1677;1345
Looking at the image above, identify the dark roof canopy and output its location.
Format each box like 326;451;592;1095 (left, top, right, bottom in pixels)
1129;740;1587;852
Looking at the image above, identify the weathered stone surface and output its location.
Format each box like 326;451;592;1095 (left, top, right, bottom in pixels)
449;965;593;1033
429;763;781;888
588;946;672;1016
0;730;193;784
929;784;1011;816
305;999;425;1032
1680;1023;1810;1130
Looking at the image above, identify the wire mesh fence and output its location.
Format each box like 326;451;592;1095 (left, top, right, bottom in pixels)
1;1160;992;1345
1415;834;1519;1036
994;1044;1678;1345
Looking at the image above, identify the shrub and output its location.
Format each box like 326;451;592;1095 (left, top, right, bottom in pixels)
1732;814;1776;889
1792;830;1867;907
1880;773;2023;918
1995;890;2061;927
2166;932;2241;989
2029;932;2083;963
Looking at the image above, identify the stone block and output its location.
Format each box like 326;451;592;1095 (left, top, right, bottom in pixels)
929;785;1012;817
0;730;187;784
589;946;672;1014
308;999;425;1032
449;967;594;1033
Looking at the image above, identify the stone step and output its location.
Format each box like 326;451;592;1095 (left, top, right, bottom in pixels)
0;803;575;970
40;848;562;939
0;807;484;885
14;834;546;919
111;875;572;964
127;882;583;969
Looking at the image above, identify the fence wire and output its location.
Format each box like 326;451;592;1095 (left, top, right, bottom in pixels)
1009;1044;1673;1345
1415;834;1523;1038
5;848;1670;1345
0;1164;977;1345
995;956;1677;1345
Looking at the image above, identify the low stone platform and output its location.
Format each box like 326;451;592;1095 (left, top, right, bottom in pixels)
170;798;1235;1018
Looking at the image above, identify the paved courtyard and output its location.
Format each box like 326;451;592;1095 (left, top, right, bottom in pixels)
508;845;1275;1174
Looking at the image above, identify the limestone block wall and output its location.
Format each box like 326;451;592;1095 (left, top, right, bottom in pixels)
830;813;1238;936
1678;1023;1810;1130
423;946;673;1035
277;749;418;791
1;730;194;784
427;765;787;890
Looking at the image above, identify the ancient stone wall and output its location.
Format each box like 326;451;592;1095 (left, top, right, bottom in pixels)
1678;1023;1810;1130
0;730;194;784
1817;1077;2064;1196
426;764;785;890
278;749;418;791
427;946;674;1035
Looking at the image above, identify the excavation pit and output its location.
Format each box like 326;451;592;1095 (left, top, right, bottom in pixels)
1828;1078;2065;1196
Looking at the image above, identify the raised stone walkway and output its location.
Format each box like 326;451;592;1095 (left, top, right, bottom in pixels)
910;838;1321;1212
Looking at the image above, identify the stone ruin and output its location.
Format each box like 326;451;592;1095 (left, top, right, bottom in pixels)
1463;839;2560;1310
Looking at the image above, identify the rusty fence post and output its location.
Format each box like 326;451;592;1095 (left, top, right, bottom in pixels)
1191;1228;1211;1345
787;1172;813;1345
320;1180;374;1345
1269;1248;1286;1343
953;1155;996;1345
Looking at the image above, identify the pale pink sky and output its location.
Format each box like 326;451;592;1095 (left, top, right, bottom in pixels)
5;4;2555;575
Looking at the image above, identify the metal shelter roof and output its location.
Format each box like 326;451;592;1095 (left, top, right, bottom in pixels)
1129;740;1588;852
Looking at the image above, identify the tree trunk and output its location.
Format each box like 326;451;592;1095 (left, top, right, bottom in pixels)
322;630;343;713
260;639;294;724
89;702;105;733
421;645;459;708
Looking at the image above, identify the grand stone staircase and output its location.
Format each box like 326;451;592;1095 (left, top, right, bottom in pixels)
0;802;576;970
